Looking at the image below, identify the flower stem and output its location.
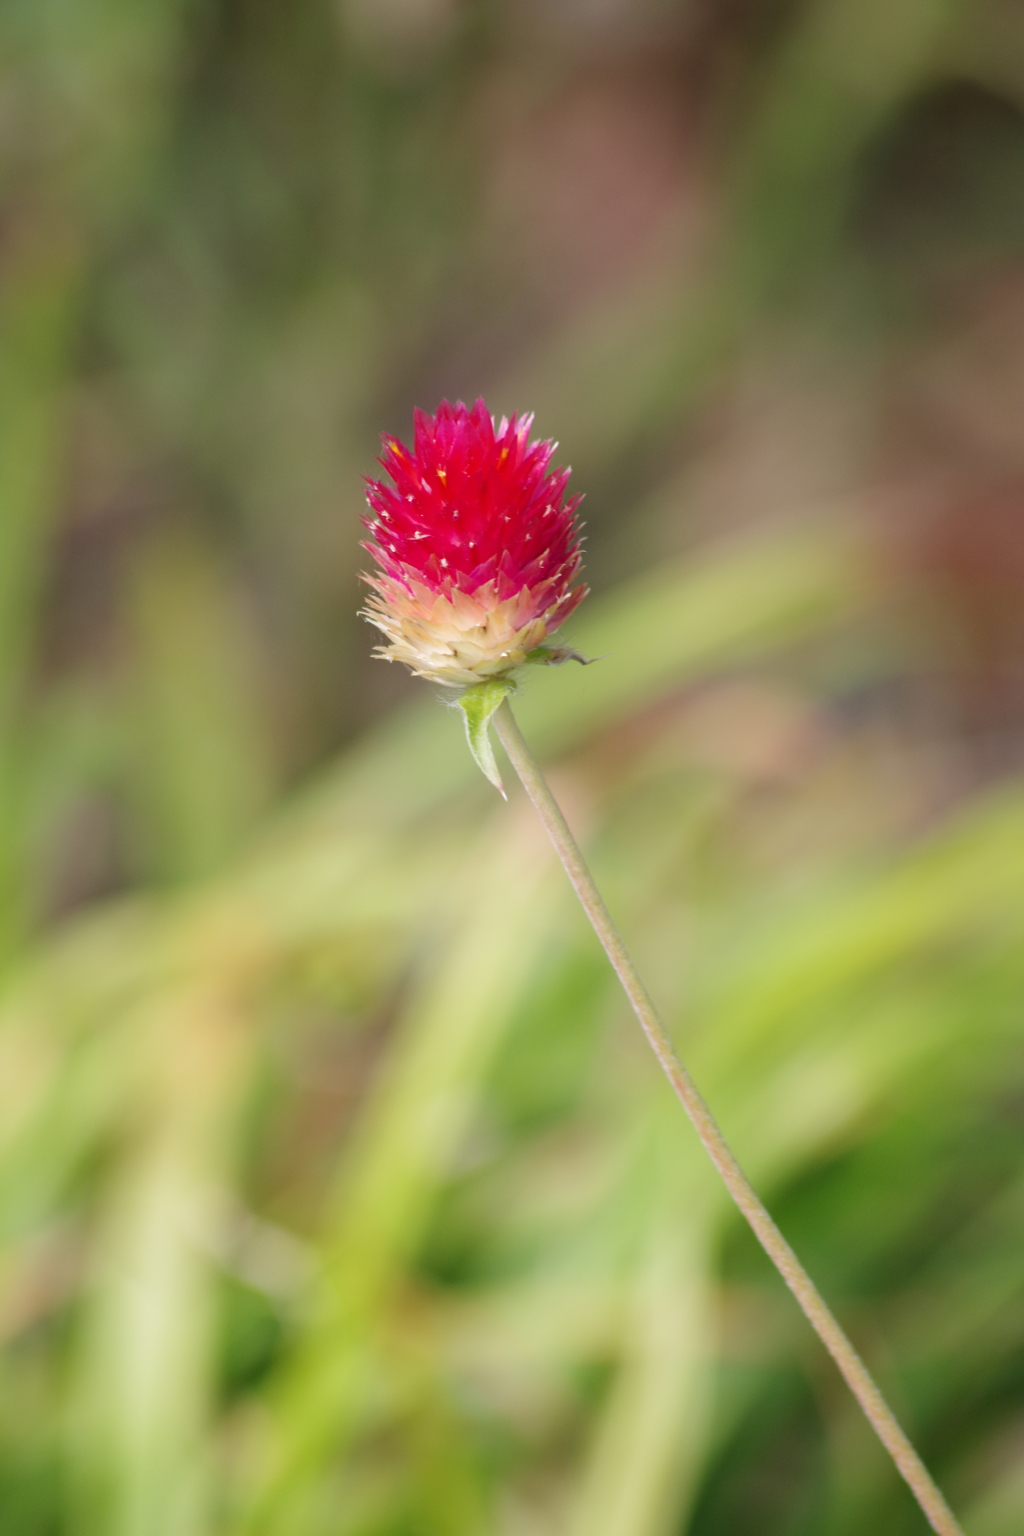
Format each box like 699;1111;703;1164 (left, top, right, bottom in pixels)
492;699;962;1536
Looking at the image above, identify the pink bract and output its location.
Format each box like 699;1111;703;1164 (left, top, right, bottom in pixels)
361;398;587;685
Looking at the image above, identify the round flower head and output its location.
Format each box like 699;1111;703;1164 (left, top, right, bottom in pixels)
361;399;587;686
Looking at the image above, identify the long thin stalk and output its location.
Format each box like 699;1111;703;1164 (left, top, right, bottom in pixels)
493;698;962;1536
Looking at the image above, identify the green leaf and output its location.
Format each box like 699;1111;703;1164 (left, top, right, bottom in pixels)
457;679;517;797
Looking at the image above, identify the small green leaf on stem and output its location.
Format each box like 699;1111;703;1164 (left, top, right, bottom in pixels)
458;678;517;796
525;645;596;666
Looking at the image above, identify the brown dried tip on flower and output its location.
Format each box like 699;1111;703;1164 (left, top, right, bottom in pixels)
361;398;587;686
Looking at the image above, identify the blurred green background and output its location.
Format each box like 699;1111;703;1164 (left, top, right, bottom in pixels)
1;1;1024;1532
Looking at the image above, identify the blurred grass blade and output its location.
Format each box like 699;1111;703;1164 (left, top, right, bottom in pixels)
569;1106;714;1536
125;533;275;882
0;255;80;961
247;805;567;1532
66;984;248;1536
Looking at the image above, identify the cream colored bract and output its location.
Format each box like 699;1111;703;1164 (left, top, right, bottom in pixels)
363;575;558;685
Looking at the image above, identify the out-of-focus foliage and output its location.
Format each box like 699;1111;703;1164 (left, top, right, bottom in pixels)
1;1;1024;1533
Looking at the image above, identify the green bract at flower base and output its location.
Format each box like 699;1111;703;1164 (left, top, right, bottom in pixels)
456;677;517;798
456;647;595;797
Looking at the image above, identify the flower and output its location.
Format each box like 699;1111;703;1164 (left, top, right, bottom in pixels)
361;398;587;686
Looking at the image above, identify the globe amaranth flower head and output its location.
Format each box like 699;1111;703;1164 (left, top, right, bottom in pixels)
361;398;587;686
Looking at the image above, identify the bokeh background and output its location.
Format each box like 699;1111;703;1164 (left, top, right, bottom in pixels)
1;1;1024;1532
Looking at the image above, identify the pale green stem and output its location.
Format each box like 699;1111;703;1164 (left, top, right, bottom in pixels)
493;698;962;1536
